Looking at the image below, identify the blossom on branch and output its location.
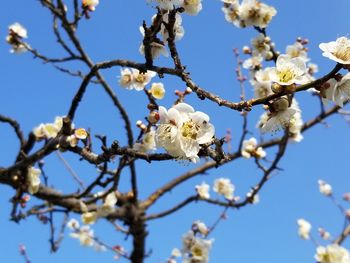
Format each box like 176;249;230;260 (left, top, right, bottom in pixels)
213;178;235;200
222;0;276;28
319;36;350;65
320;73;350;107
268;54;308;86
315;244;350;263
26;166;41;194
296;218;311;240
155;103;215;162
241;137;266;159
6;22;28;54
150;82;166;99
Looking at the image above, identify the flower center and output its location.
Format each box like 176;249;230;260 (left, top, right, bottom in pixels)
135;74;146;83
191;245;203;257
184;0;198;5
181;120;200;140
332;46;350;61
277;69;295;83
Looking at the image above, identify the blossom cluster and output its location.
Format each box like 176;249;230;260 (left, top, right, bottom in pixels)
296;180;350;263
167;221;213;263
80;191;118;225
33;116;88;147
154;0;202;15
6;22;28;53
195;177;240;201
221;0;276;29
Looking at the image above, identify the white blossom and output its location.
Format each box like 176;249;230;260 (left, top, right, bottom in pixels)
239;0;276;28
268;55;309;86
82;0;99;11
318;228;331;240
6;23;28;54
315;244;350;263
192;220;209;236
70;225;95;247
286;42;309;62
133;129;157;153
221;0;242;27
8;23;27;38
297;218;311;240
33;116;65;140
319;37;350;64
81;211;98;225
251;67;273;98
97;191;118;217
118;68;134;89
241;137;266;159
150;82;166;99
243;54;263;70
213;178;235;200
288;100;304;142
318;180;332;196
182;231;213;263
251;33;271;57
258;97;300;133
67;218;80;230
181;0;202;16
321;73;350;107
160;13;185;41
195;182;210;199
154;0;183;10
155;103;215;162
27;166;41;194
131;68;156;91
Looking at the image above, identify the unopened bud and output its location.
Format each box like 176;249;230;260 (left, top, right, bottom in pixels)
148;111;159;124
185;87;192;94
242;46;251;54
136;120;143;127
271;83;282;93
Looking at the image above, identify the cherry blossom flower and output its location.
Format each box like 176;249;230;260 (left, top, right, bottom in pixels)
319;37;350;64
6;22;28;53
195;182;210;199
160;13;185;41
118;68;134;89
213;178;235;200
133;129;157;153
297;218;311;240
321;73;350;107
241;137;266;159
239;0;276;28
131;69;156;91
250;67;273;98
258;97;300;133
181;0;202;15
150;82;166;99
315;244;350;263
154;0;183;10
82;0;99;11
27;166;41;194
81;211;98;225
70;225;95;246
286;42;309;62
221;0;242;27
268;55;308;86
182;231;213;263
156;103;215;162
318;180;332;196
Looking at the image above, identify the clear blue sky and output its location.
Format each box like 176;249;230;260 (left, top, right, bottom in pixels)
1;0;350;262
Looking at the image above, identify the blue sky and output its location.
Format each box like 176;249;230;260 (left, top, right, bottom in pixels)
1;0;350;262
